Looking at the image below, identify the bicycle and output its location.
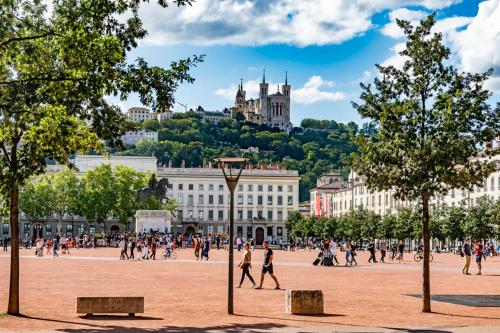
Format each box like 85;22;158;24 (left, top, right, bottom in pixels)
414;251;433;262
163;247;177;260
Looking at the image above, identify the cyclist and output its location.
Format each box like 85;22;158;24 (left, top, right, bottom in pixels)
417;242;423;253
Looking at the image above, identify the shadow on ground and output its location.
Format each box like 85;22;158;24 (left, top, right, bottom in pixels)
56;323;288;333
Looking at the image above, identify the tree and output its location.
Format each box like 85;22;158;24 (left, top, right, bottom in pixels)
78;164;116;233
1;0;201;315
393;208;416;242
352;15;499;312
49;169;79;234
441;204;465;247
19;176;54;224
113;166;146;230
285;211;303;237
462;195;495;241
359;208;381;239
377;213;396;240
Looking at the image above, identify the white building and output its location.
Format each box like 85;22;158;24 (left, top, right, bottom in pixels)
159;163;300;243
157;109;173;122
126;107;157;122
121;129;158;146
311;154;500;218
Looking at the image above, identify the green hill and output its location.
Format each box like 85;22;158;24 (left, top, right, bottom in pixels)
113;114;362;201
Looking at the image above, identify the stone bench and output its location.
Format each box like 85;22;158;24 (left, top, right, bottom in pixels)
285;290;323;315
77;297;144;316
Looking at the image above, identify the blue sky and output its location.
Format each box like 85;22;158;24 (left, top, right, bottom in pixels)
120;0;500;126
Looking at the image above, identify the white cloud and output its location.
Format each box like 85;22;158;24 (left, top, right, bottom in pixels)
451;0;500;90
380;0;500;92
216;75;346;105
138;0;461;47
294;76;347;104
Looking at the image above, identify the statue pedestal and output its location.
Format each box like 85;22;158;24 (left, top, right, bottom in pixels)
134;210;171;234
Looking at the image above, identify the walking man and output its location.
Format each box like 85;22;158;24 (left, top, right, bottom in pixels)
216;234;221;250
380;240;387;263
368;240;377;263
255;241;280;290
3;236;8;251
462;239;472;275
474;240;483;275
330;239;339;265
53;237;59;258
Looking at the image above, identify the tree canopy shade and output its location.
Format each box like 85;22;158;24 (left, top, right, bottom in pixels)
0;0;202;315
352;14;499;313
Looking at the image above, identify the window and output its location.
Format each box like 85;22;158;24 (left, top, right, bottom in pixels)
199;184;204;191
288;185;292;192
257;211;263;219
379;195;381;206
237;210;243;220
198;210;204;220
247;210;253;220
189;184;194;190
208;210;214;220
198;195;204;204
237;226;243;236
208;195;214;205
23;223;30;235
219;184;224;191
46;224;52;232
277;227;283;236
248;185;253;191
177;210;183;219
3;224;9;235
188;195;194;205
277;211;283;220
258;195;263;205
209;184;214;191
491;177;495;190
277;196;283;205
258;185;263;192
218;210;223;220
237;195;243;204
188;210;193;218
176;194;184;204
267;211;273;220
66;224;73;233
218;195;224;205
247;195;253;205
278;185;283;192
451;189;455;198
267;195;273;205
287;196;293;205
89;225;95;235
247;226;253;239
268;185;273;192
178;184;183;190
238;184;243;191
198;225;204;233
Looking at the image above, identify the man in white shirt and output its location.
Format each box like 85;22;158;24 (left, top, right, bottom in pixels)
236;236;242;251
330;239;339;266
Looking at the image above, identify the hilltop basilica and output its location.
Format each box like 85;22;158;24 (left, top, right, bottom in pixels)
230;70;293;132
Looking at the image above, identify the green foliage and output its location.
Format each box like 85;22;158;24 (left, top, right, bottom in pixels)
113;166;146;225
142;119;161;131
392;207;418;241
77;164;116;225
377;213;396;240
19;176;55;222
462;195;496;240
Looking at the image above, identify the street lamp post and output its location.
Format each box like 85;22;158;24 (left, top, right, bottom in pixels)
215;157;247;315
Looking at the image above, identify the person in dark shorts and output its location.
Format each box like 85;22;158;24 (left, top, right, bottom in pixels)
474;240;483;275
255;241;280;290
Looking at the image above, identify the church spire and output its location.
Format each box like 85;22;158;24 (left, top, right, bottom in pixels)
285;70;288;85
262;69;266;84
240;78;243;91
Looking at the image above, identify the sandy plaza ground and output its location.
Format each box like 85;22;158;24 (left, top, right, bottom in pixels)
1;246;500;332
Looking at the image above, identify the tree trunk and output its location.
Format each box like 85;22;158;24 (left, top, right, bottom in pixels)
422;193;431;313
8;181;20;315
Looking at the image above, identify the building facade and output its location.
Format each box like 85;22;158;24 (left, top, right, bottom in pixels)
126;107;157;122
310;153;500;218
121;129;158;145
231;71;293;132
159;164;300;244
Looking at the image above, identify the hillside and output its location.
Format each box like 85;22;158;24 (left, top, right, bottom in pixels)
113;114;362;201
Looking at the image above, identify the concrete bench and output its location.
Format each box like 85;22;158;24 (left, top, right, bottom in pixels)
285;290;323;315
77;297;144;316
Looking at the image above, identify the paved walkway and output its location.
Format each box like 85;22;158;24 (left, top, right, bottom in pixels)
1;248;500;332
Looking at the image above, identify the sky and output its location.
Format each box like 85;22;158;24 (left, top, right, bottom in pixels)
118;0;500;126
